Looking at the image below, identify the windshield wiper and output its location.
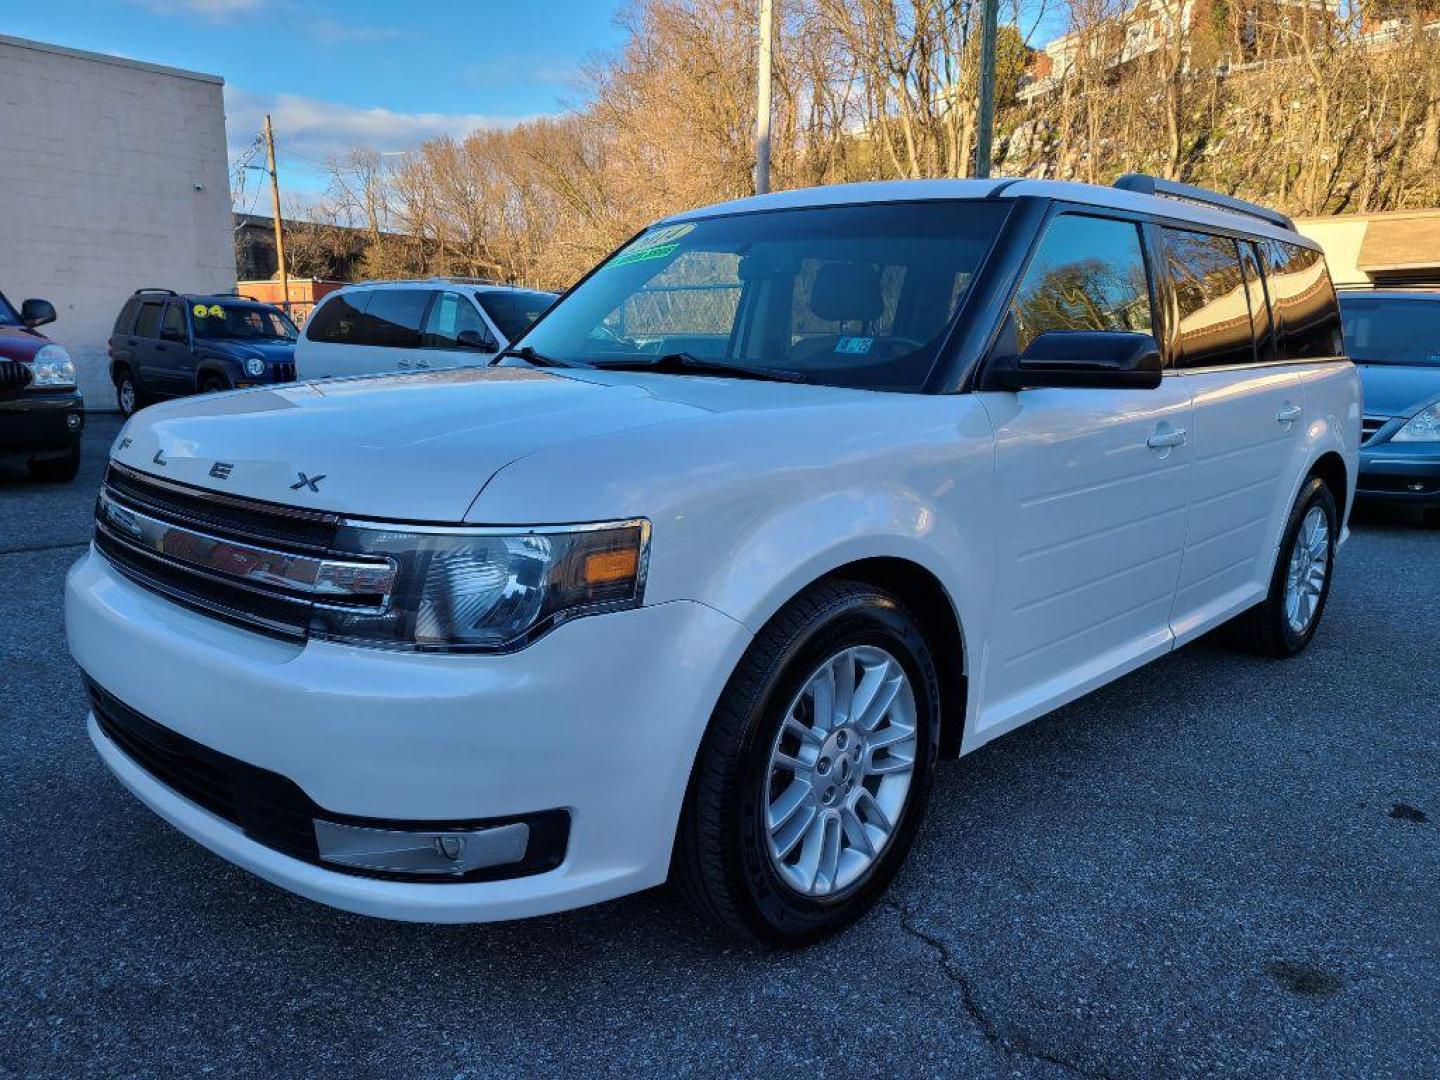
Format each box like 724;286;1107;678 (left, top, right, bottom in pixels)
590;352;806;383
494;345;582;369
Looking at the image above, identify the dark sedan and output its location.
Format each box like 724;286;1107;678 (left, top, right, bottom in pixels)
1338;290;1440;515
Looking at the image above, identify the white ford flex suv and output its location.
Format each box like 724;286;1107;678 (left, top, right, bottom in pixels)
68;176;1359;944
296;280;556;379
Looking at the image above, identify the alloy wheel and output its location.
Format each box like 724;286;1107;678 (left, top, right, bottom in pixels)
763;645;918;897
1284;505;1330;634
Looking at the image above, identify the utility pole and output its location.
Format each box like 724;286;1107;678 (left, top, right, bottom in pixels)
263;114;291;313
973;0;999;179
754;0;774;195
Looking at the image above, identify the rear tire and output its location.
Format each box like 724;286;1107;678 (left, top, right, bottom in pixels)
672;579;941;946
27;443;81;483
1227;476;1337;658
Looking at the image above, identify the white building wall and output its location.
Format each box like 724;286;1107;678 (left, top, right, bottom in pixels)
0;35;233;407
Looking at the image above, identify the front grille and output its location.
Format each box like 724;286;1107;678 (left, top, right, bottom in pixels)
1361;416;1390;444
271;361;297;383
95;464;375;641
0;359;32;393
87;678;570;883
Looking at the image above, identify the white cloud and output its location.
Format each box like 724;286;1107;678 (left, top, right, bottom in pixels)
133;0;269;22
309;18;409;44
224;87;531;166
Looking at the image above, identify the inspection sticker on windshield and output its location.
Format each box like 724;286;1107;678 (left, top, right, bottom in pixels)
611;222;694;268
836;337;874;355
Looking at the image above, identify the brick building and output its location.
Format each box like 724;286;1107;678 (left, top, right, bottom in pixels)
0;34;233;405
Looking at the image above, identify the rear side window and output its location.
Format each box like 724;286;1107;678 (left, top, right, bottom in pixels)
1012;214;1154;352
1163;229;1254;368
1263;241;1342;359
477;290;554;342
306;290;371;344
133;302;163;339
1239;242;1275;364
114;298;141;335
356;289;431;349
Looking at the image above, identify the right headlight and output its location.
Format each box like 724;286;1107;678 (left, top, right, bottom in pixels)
1392;402;1440;443
30;344;76;388
309;519;650;652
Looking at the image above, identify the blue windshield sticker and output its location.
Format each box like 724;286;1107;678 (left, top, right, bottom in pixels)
836;337;874;355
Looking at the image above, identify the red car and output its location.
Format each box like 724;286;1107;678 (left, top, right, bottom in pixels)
0;289;84;482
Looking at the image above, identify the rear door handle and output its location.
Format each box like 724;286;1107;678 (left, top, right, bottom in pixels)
1276;404;1302;424
1147;428;1188;450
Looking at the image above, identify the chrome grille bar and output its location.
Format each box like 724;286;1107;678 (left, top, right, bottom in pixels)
97;488;395;610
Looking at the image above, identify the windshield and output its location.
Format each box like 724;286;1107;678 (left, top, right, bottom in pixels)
0;292;20;327
191;302;298;341
477;290;555;342
1339;296;1440;365
514;201;1009;392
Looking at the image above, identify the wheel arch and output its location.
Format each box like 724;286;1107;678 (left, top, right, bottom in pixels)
813;557;969;759
1308;450;1348;525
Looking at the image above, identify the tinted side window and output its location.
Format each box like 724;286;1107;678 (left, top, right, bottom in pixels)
133;302;163;339
477;291;554;342
423;292;490;349
161;302;187;339
1012;215;1154;352
1239;241;1275;364
356;289;431;349
115;298;141;336
1163;229;1254;368
305;291;371;344
1264;241;1342;360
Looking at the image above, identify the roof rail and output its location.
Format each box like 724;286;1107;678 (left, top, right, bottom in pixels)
353;276;507;288
133;287;178;296
1113;174;1296;233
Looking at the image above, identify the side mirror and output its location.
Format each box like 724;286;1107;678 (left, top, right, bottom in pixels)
456;328;498;351
991;330;1162;391
21;298;56;328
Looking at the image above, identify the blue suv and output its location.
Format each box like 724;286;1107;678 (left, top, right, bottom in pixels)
108;289;299;416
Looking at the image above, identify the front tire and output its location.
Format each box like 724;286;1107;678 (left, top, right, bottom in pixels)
672;580;941;946
1227;476;1337;657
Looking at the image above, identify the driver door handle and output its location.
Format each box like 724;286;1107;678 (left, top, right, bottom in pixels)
1276;404;1303;424
1147;428;1188;450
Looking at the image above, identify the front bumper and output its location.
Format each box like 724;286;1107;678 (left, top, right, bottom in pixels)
66;547;751;922
1357;441;1440;506
0;388;84;455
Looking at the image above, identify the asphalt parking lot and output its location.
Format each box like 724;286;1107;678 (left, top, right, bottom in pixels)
3;414;1437;1078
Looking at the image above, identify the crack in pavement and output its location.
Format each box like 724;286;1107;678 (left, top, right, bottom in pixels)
888;901;1115;1080
0;540;91;556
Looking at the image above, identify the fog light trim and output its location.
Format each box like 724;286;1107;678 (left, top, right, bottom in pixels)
314;819;530;876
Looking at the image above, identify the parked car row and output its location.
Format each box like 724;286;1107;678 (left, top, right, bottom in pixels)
69;175;1372;944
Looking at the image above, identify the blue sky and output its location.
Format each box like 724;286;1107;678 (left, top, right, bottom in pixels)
1;0;629;203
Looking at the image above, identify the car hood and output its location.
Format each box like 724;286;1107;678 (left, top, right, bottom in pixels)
1358;363;1440;418
108;365;831;521
0;324;49;361
202;337;296;361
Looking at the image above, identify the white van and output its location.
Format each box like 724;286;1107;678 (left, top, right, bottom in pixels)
295;280;556;379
